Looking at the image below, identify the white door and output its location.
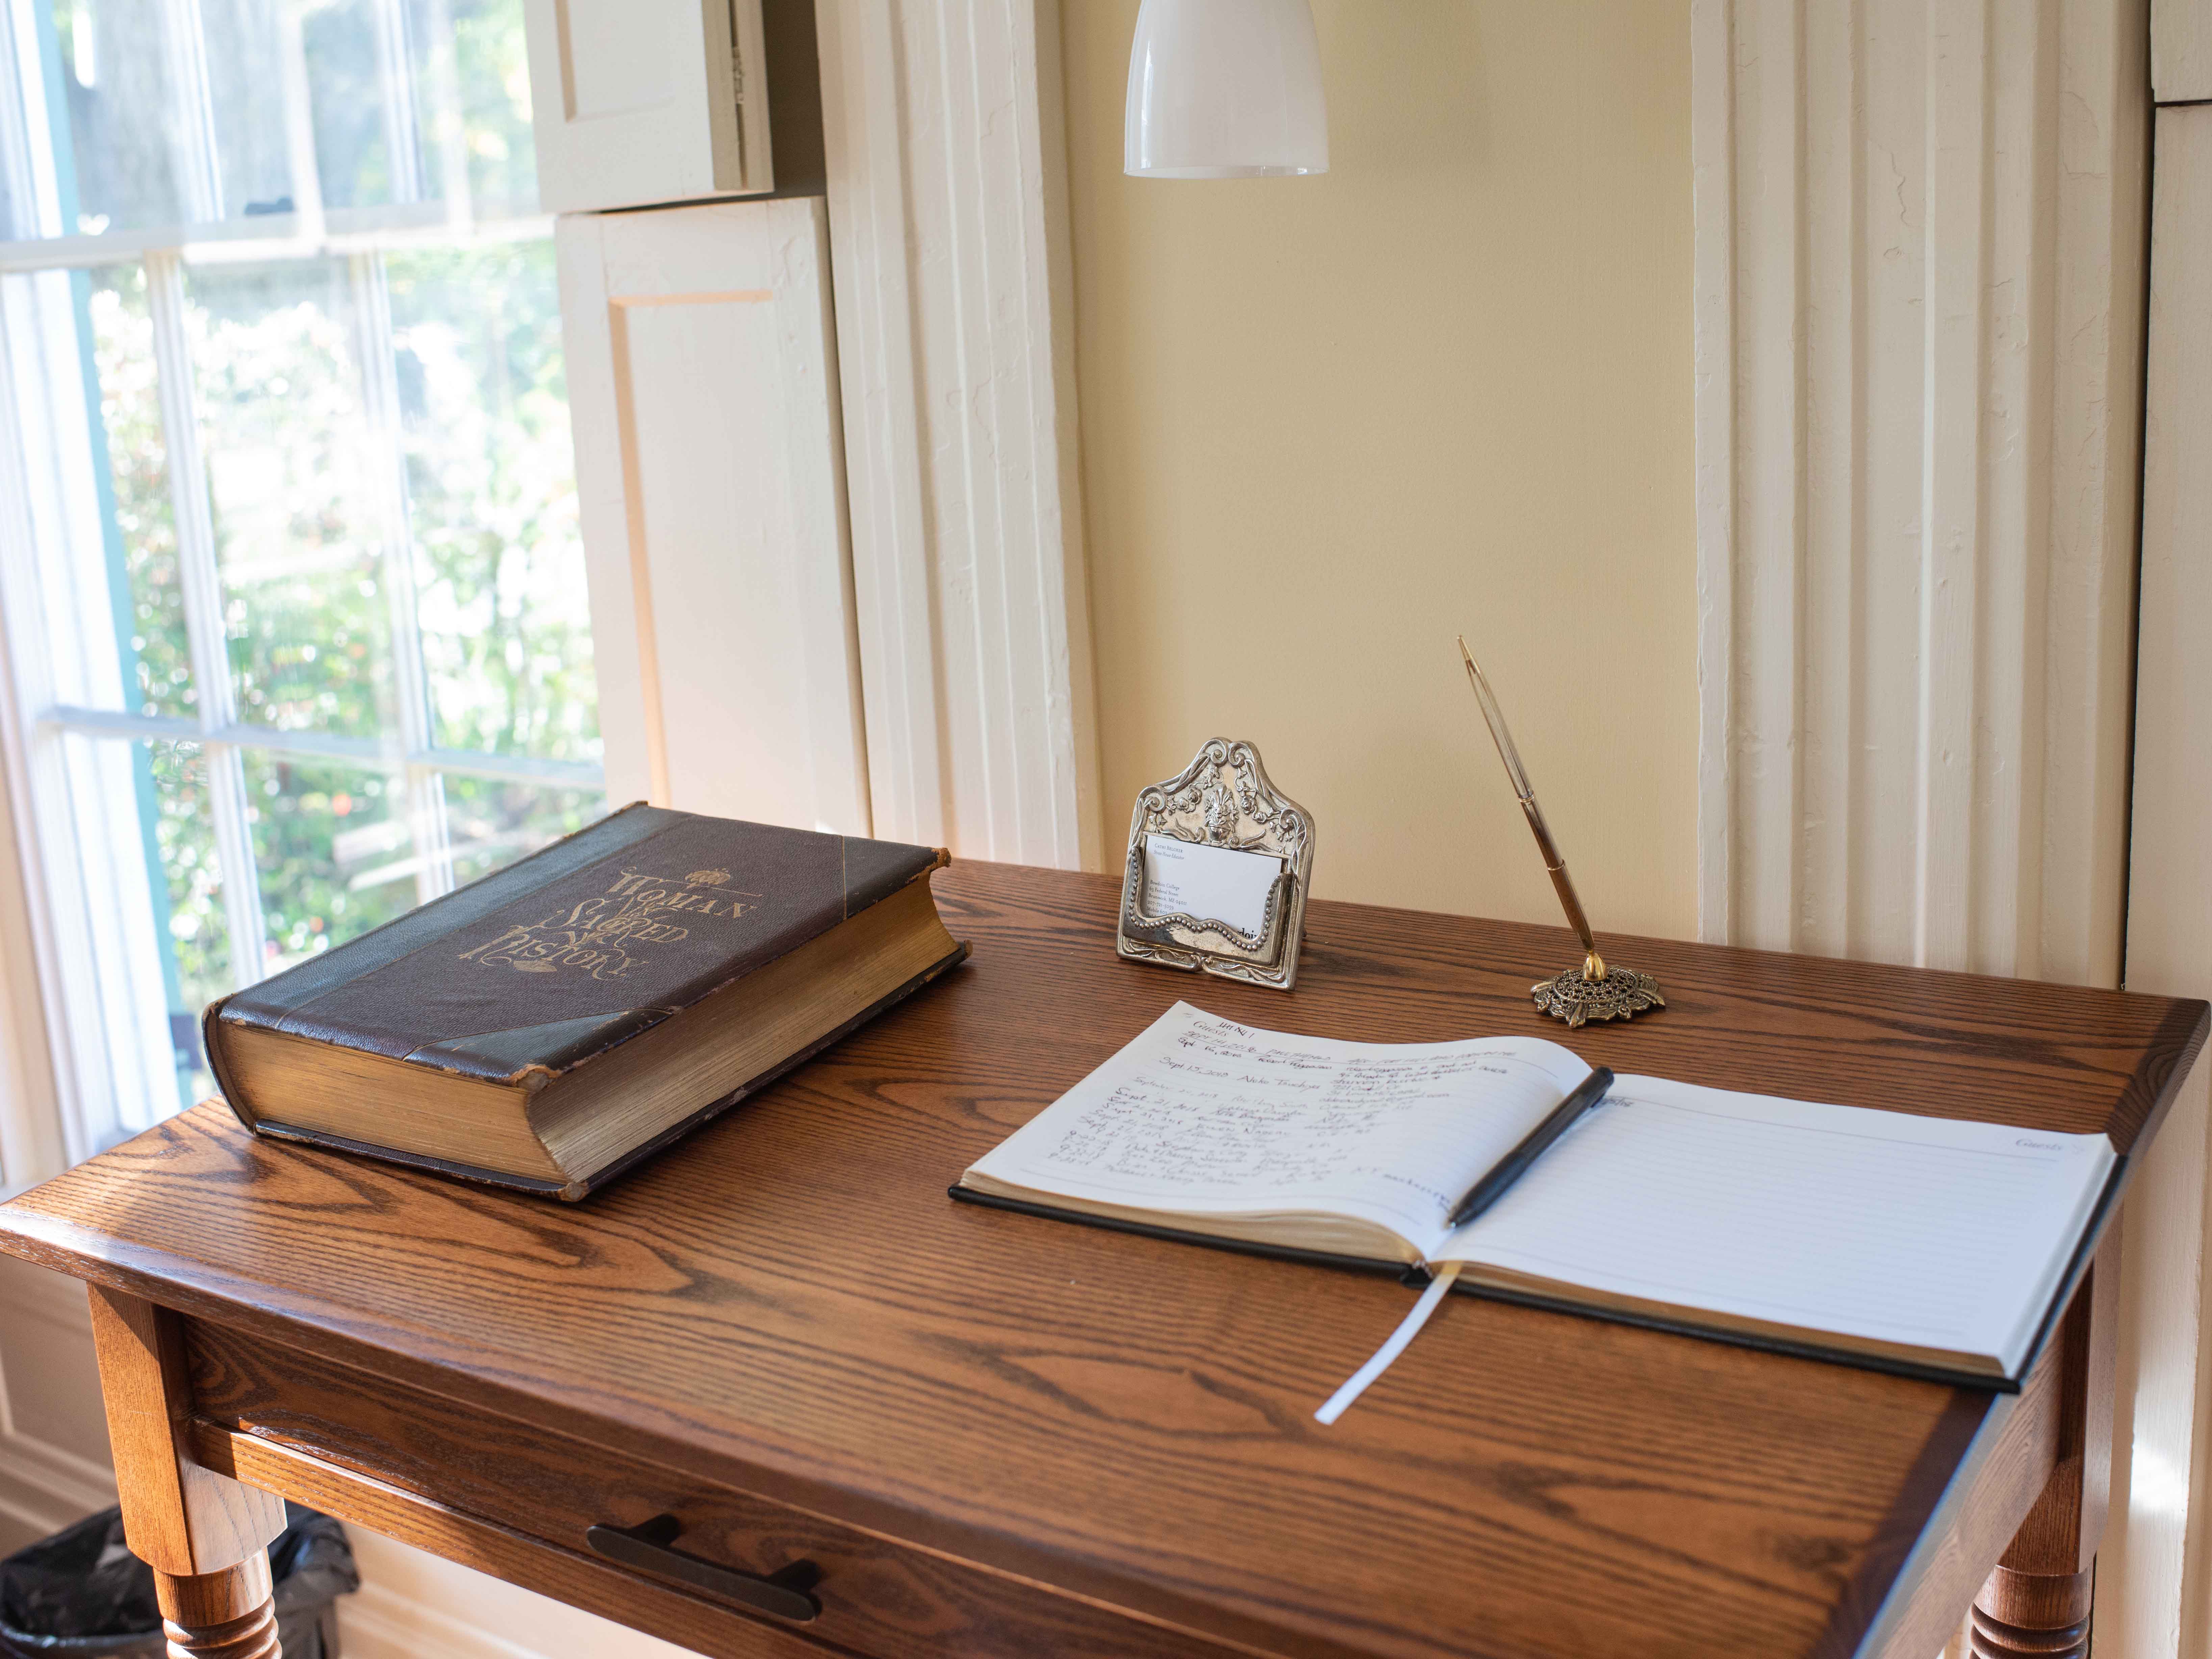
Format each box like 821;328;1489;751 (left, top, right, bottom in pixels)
523;0;774;211
558;197;870;834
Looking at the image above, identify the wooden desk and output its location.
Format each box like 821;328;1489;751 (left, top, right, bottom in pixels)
0;864;2202;1659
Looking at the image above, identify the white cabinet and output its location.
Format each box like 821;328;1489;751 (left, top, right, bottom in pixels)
2155;0;2212;99
558;197;869;834
523;0;773;211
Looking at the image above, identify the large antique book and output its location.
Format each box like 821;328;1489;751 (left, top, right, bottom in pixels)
207;805;966;1198
956;1003;2118;1386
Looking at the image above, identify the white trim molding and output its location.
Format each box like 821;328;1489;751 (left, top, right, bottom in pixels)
0;731;63;1197
1691;0;2147;983
1690;5;2212;1654
2109;96;2212;1659
815;0;1103;870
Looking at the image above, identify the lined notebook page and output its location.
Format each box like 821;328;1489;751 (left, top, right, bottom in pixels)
1436;1075;2115;1371
965;1002;1593;1248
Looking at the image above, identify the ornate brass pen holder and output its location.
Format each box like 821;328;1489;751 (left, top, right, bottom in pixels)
1529;959;1665;1027
1458;639;1663;1029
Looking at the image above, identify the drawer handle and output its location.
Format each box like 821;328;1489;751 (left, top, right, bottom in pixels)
585;1514;821;1622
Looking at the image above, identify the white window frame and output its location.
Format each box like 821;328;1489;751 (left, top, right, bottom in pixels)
0;0;600;1184
813;0;1100;871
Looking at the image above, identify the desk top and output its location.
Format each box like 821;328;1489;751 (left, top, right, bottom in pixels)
2;863;2203;1659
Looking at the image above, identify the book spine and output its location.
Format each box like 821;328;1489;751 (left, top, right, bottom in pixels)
201;997;259;1130
239;941;972;1200
563;940;971;1199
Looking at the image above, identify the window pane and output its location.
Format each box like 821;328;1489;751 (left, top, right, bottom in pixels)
41;0;193;235
0;263;182;716
390;241;595;763
55;734;228;1125
87;262;199;719
305;0;447;214
12;0;536;245
145;741;231;1096
450;0;537;210
198;0;295;222
36;0;287;235
305;0;542;218
441;773;604;887
244;752;414;971
188;259;395;737
304;0;405;214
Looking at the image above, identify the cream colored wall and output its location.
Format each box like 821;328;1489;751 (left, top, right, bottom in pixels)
1060;0;1697;938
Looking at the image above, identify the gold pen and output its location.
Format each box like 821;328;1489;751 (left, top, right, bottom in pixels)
1457;636;1664;1027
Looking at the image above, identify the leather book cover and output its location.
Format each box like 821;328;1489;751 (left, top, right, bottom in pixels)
241;945;971;1199
206;803;950;1103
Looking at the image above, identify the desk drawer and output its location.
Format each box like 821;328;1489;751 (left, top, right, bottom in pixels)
184;1320;1245;1659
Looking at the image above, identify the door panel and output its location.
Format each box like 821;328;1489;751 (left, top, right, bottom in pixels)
2155;0;2212;99
559;198;868;835
524;0;772;211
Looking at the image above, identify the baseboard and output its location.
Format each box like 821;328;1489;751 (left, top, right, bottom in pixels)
0;1426;114;1530
0;1254;115;1546
338;1579;553;1659
0;1428;112;1560
0;1253;91;1327
335;1527;697;1659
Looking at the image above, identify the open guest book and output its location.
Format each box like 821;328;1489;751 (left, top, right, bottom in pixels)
954;1004;2120;1388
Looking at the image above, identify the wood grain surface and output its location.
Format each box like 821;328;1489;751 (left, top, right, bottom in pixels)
1;863;2203;1659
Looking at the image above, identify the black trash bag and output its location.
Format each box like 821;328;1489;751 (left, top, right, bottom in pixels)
0;1501;357;1658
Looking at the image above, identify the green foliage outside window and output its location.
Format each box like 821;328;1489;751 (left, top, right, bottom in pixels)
391;241;596;764
90;265;192;721
86;239;602;990
143;741;229;1020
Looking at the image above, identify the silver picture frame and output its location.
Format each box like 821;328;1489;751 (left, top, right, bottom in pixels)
1117;738;1314;991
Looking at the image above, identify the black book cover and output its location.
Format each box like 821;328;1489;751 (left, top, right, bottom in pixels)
943;1176;2132;1394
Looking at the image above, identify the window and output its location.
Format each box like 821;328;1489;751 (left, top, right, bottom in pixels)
0;0;603;1178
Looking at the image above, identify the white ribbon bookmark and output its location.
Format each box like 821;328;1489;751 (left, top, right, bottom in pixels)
1313;1262;1463;1425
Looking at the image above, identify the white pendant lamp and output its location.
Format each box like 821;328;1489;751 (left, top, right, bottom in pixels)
1124;0;1328;179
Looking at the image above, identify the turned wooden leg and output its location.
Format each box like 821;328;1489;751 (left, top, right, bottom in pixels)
154;1557;281;1659
1966;1234;2118;1659
85;1286;287;1659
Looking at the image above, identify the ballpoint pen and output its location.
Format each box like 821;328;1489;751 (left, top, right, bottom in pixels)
1447;1066;1614;1226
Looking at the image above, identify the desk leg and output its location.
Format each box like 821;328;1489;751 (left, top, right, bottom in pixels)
1967;1239;2118;1659
152;1559;281;1659
86;1286;287;1659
